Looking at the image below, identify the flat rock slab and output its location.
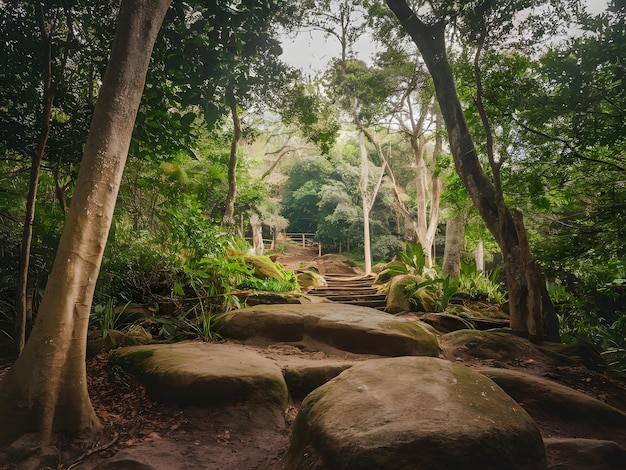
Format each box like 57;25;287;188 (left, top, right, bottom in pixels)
479;368;626;446
111;342;288;408
287;356;546;470
217;303;439;357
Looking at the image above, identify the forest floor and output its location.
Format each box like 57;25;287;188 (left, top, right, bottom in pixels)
1;244;625;469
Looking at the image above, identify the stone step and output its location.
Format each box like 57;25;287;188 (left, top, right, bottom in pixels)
307;275;387;310
321;294;385;300
312;286;380;292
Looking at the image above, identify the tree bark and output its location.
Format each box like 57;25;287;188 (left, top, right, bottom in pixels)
385;0;559;341
359;132;373;274
475;240;485;273
251;214;264;256
223;90;240;226
0;0;171;445
442;216;465;277
15;1;58;356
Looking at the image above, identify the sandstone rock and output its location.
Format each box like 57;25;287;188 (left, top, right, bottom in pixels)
287;356;546;470
385;274;435;313
236;291;332;306
296;270;327;290
217;303;439;357
419;312;474;333
544;438;626;470
440;329;545;363
242;254;286;280
111;342;288;408
479;368;626;446
280;357;355;398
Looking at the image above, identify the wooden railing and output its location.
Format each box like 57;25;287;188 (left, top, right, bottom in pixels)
285;232;322;256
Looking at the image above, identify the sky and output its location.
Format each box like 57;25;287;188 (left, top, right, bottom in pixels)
279;0;611;73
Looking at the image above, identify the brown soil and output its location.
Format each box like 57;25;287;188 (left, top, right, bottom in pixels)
1;244;625;469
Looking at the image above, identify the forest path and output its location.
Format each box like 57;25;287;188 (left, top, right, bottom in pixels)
275;244;387;309
307;275;387;310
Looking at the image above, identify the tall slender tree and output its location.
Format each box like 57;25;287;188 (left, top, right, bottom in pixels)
0;0;171;445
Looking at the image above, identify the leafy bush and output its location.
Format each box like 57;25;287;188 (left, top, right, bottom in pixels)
548;282;626;377
384;242;507;312
89;299;132;341
404;275;459;313
371;235;405;263
457;262;506;304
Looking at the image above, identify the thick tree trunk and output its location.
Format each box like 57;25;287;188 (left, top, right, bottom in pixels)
0;0;171;445
223;91;240;226
442;216;465;277
385;0;559;341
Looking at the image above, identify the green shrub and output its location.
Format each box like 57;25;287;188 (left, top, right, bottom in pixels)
457;262;506;304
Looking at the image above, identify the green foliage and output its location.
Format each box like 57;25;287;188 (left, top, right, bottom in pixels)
548;282;626;376
387;241;427;276
457;262;507;304
279;83;340;154
371;235;405;263
90;299;132;341
405;275;459;313
383;242;507;312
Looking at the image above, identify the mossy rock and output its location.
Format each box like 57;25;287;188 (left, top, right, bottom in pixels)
287;357;546;469
242;254;285;280
296;270;327;290
385;274;434;314
371;263;387;274
111;342;289;409
372;268;395;286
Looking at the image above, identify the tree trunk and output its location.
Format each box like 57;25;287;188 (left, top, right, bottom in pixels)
251;214;264;256
15;1;58;356
0;0;171;445
385;0;559;341
223;90;240;226
359;132;376;274
475;240;485;273
442;216;465;277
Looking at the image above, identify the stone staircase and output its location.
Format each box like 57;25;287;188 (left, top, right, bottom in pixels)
308;275;387;310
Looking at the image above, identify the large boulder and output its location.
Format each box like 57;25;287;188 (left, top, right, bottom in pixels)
242;253;286;280
418;312;474;333
280;357;356;399
287;356;546;470
296;270;327;290
440;329;547;363
110;342;288;409
544;438;626;470
236;291;331;306
479;368;626;446
385;274;436;314
217;303;439;357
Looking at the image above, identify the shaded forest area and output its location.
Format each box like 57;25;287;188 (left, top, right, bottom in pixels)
0;0;624;454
